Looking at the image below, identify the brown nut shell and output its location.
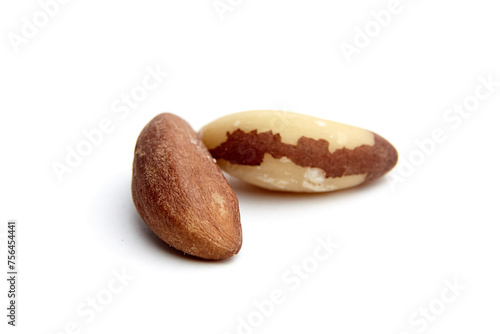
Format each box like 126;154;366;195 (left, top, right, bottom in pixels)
132;113;242;260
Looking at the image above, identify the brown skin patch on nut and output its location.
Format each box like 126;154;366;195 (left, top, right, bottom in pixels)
131;113;242;260
210;129;398;184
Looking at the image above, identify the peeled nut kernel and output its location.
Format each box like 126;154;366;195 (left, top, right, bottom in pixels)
200;110;398;192
132;113;242;260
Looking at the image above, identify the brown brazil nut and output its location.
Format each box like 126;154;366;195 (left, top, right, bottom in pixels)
200;110;398;192
131;113;242;260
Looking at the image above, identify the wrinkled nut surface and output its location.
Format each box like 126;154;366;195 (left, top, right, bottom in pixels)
200;110;398;192
132;113;242;260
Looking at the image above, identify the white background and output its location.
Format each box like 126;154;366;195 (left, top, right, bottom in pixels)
1;0;499;333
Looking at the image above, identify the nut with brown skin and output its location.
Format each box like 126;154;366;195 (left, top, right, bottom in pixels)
131;113;242;260
200;110;398;192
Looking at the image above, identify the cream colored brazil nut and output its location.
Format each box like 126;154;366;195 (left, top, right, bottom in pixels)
200;110;398;192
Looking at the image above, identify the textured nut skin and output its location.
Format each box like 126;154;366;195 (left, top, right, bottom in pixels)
132;113;242;260
200;110;398;192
